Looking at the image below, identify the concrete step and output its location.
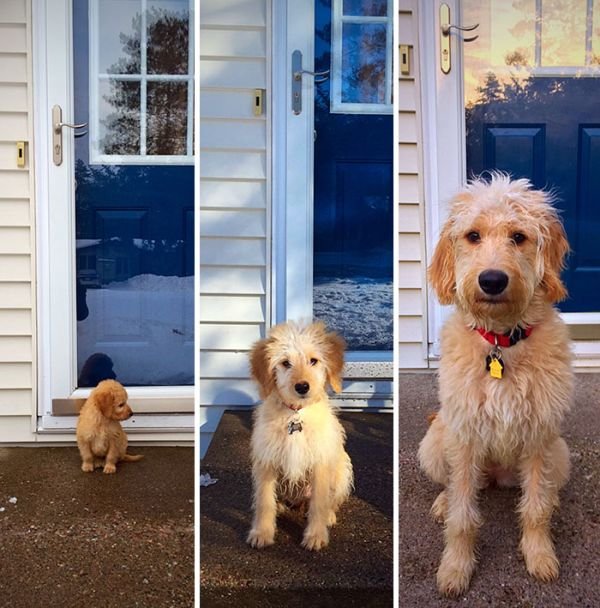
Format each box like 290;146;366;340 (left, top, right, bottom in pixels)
200;410;393;607
400;372;600;607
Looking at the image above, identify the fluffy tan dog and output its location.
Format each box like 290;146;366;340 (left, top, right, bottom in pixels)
247;321;353;551
419;174;573;596
76;379;143;474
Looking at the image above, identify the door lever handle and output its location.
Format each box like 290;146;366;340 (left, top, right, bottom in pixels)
439;3;479;74
293;68;330;81
441;22;479;36
52;104;87;166
291;50;330;115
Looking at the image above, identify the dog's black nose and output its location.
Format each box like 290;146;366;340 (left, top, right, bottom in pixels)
478;269;509;295
295;382;310;395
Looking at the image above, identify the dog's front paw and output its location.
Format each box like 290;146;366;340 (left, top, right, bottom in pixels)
103;463;117;474
302;525;329;551
327;510;337;527
430;490;447;524
81;462;94;473
436;550;475;597
247;528;275;549
522;542;559;582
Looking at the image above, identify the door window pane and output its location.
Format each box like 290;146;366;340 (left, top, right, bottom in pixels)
98;0;141;74
98;79;141;155
147;0;190;75
342;0;387;17
147;81;188;155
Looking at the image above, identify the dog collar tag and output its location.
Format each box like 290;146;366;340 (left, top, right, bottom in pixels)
486;349;504;379
288;420;303;435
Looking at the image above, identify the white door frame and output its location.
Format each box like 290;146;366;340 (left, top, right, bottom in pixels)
32;0;193;432
419;0;600;360
271;0;393;378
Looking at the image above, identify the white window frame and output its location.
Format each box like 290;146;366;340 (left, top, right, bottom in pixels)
89;0;195;165
330;0;393;114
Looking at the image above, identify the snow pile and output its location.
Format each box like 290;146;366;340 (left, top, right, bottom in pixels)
313;276;393;351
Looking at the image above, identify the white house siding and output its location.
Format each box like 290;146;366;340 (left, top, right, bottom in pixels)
199;0;270;454
398;0;429;369
0;0;37;440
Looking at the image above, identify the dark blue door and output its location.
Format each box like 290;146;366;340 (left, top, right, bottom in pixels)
313;0;393;350
73;0;194;386
463;0;600;312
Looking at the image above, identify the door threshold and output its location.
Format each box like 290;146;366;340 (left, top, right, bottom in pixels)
38;413;195;433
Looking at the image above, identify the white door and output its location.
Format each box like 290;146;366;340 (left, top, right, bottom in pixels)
33;0;194;433
423;0;600;359
274;0;394;406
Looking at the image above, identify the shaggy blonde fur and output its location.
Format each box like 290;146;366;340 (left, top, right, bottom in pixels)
419;174;573;596
247;321;353;551
76;379;143;474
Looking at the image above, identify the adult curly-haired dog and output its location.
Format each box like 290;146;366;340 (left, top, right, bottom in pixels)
418;175;573;596
77;379;143;474
247;321;353;551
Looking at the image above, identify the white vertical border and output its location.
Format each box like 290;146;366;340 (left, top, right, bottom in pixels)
392;4;399;606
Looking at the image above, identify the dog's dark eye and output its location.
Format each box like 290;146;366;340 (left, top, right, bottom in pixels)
511;232;526;245
466;231;481;243
310;358;318;366
281;360;292;369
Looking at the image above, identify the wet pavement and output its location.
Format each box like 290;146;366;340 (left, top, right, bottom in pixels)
0;446;194;607
200;410;393;607
400;372;600;608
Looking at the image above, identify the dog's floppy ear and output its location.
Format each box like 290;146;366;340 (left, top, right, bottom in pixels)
323;331;346;393
428;221;456;305
92;380;116;418
249;338;275;399
541;212;569;303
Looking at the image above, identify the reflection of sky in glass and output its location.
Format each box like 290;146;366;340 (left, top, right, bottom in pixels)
341;23;386;103
98;0;140;74
463;0;600;106
342;0;387;17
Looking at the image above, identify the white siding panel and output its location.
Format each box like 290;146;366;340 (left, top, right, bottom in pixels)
0;1;26;23
0;112;28;142
200;237;266;266
399;316;424;343
200;150;266;179
200;28;266;59
0;227;30;254
398;289;423;315
0;283;31;308
398;261;423;289
200;209;266;238
398;79;416;112
199;379;258;406
201;89;262;120
0;83;27;111
397;143;418;174
200;0;266;27
0;24;26;53
398;112;417;143
200;59;266;89
398;233;421;262
0;254;30;281
398;173;420;204
200;119;266;151
201;179;266;209
200;266;266;295
0;336;31;361
200;352;250;378
200;296;265;323
0;309;32;335
0;362;31;388
0;53;27;83
0;391;33;415
398;204;420;232
0;199;30;225
1;171;29;197
398;344;428;368
200;323;263;350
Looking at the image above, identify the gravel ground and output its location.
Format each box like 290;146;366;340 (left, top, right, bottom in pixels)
0;446;194;607
400;372;600;608
200;410;393;607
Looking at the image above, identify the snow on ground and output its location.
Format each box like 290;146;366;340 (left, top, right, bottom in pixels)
313;276;393;351
77;274;194;386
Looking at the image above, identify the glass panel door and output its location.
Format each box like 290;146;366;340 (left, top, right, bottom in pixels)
74;0;194;386
313;0;393;351
463;0;600;312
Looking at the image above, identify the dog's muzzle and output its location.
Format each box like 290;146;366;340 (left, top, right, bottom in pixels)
478;269;509;295
294;381;310;396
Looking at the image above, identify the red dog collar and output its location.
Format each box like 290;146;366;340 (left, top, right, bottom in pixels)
476;326;533;347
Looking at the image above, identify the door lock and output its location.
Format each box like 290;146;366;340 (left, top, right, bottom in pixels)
291;50;330;115
52;105;88;166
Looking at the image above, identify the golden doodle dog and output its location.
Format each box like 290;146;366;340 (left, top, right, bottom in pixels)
419;174;573;596
76;379;143;474
247;321;353;551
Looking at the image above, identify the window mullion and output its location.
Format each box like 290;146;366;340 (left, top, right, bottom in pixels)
140;0;148;156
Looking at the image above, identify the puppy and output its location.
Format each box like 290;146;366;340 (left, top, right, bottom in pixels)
247;321;353;551
419;174;573;596
76;379;143;474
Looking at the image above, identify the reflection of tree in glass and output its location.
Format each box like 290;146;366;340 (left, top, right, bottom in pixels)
101;7;189;156
342;25;386;104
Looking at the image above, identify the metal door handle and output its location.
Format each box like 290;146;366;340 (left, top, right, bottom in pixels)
441;22;479;37
52;104;88;166
291;50;330;115
440;3;479;74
